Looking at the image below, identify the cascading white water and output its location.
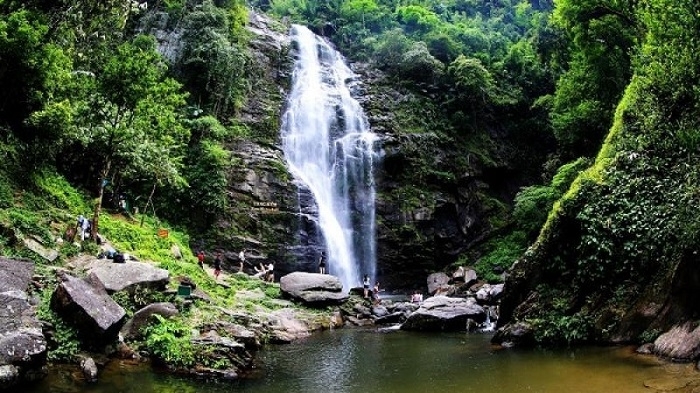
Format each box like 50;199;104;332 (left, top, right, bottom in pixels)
281;25;379;291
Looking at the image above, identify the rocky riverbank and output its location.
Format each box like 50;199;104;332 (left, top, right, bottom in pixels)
0;242;507;391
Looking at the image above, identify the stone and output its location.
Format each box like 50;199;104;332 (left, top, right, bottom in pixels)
279;272;348;307
22;238;59;262
654;322;700;361
201;321;260;349
0;365;19;386
374;312;405;325
427;272;450;295
87;260;169;293
170;244;182;259
264;308;312;343
401;296;486;331
476;283;505;305
491;321;536;348
191;331;250;376
50;273;126;344
120;302;178;341
0;258;47;387
80;357;98;383
0;258;35;293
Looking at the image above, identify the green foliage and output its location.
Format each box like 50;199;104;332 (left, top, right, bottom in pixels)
475;231;527;283
549;0;638;158
36;282;80;361
514;157;589;238
530;312;595;346
144;315;195;367
112;287;171;317
178;0;249;119
32;170;89;213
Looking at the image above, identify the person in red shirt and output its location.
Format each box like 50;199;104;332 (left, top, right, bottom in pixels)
197;251;205;269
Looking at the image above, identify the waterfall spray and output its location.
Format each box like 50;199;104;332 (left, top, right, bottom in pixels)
281;25;379;291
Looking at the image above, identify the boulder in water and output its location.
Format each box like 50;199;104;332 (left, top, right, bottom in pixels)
401;296;485;331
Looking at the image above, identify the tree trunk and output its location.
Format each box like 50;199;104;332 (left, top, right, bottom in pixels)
140;181;158;227
92;159;111;240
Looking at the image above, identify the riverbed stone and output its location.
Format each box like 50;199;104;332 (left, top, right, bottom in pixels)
279;272;348;306
492;321;536;347
80;356;98;383
401;296;486;331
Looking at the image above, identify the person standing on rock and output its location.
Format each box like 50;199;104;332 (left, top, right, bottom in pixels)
213;252;222;280
238;249;246;273
363;274;371;298
318;251;327;274
373;282;382;305
265;261;274;282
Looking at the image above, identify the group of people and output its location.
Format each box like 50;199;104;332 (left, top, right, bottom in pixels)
363;274;382;304
199;249;274;283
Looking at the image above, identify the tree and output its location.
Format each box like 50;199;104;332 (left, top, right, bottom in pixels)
69;35;188;237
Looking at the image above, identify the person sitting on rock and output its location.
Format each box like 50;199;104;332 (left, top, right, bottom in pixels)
253;263;267;279
265;262;274;282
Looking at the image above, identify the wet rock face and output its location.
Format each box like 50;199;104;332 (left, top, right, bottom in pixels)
51;273;126;345
0;258;47;387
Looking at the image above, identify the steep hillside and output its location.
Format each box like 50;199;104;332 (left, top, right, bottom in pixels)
495;0;700;355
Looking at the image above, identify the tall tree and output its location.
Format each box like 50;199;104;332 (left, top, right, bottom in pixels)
68;35;188;237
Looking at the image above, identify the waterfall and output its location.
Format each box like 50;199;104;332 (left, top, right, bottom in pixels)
281;25;379;291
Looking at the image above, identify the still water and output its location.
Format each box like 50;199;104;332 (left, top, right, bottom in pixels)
28;328;697;393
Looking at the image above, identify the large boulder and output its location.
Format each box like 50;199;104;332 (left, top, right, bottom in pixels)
653;322;700;361
0;258;47;388
401;296;486;331
279;272;348;306
427;272;450;295
190;330;251;380
475;283;505;305
87;260;169;293
119;302;178;341
51;273;126;345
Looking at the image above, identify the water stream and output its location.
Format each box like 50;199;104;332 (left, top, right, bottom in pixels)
281;25;379;291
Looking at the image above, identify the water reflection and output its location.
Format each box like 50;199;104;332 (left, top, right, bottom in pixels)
25;329;700;393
